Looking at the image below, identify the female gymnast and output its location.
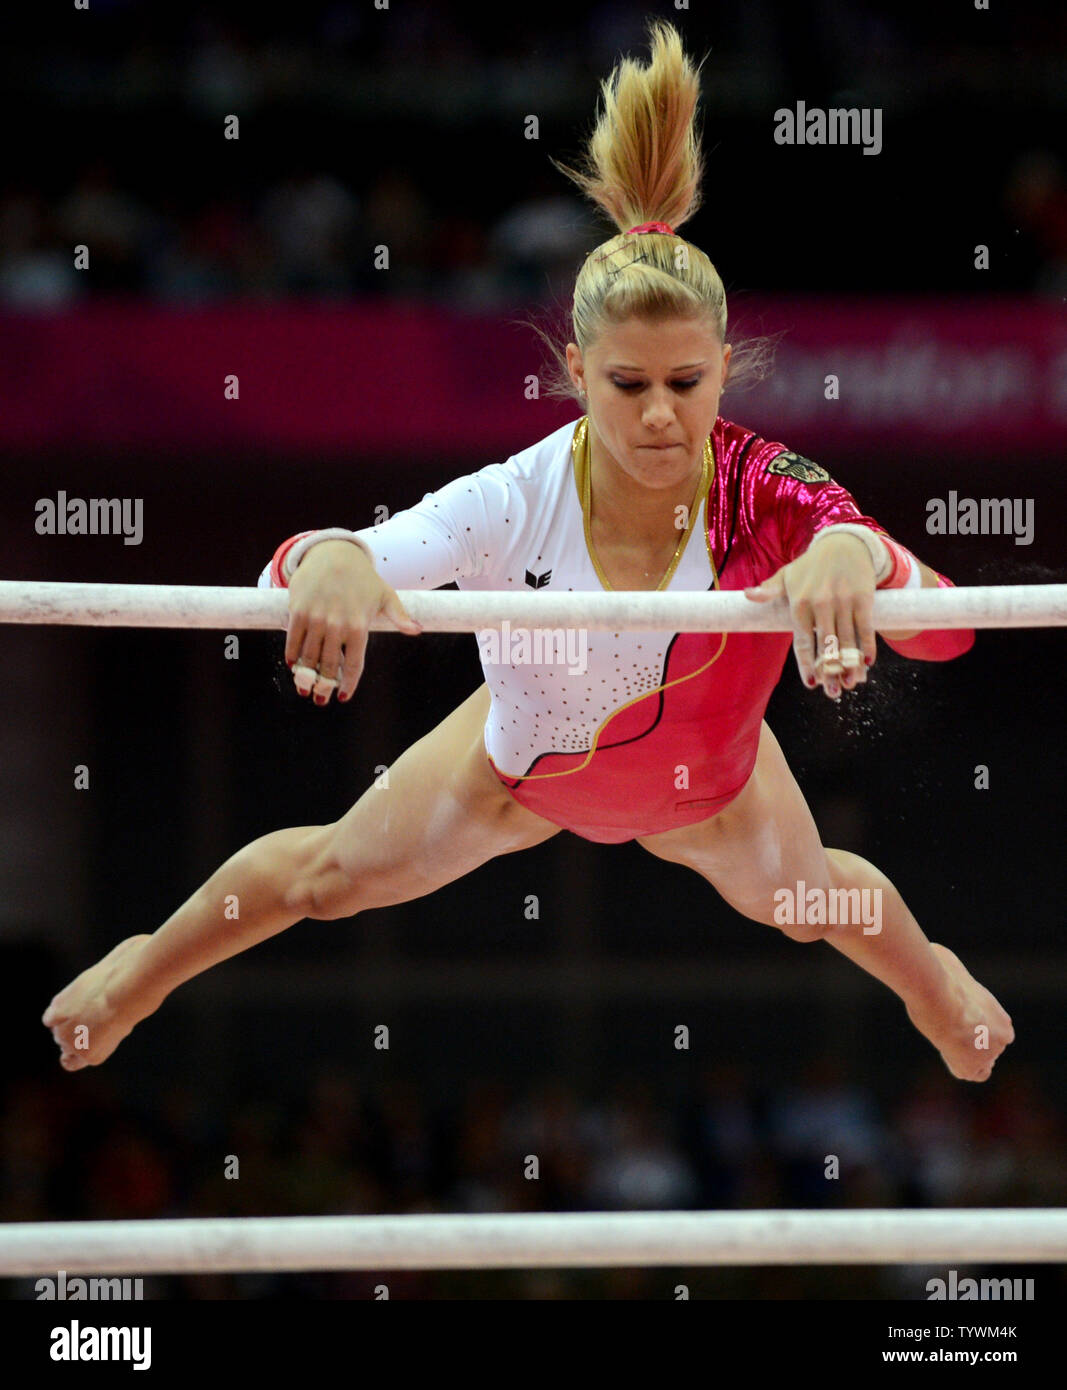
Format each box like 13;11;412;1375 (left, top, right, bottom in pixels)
44;22;1012;1084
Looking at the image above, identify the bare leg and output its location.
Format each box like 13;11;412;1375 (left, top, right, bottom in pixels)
637;722;1014;1081
43;685;560;1069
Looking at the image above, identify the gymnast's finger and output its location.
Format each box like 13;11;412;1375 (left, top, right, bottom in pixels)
284;600;309;674
854;587;877;673
313;617;349;705
811;594;839;698
790;596;818;688
833;605;864;690
337;628;368;704
291;609;328;697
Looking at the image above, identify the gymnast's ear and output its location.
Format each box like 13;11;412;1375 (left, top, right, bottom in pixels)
565;342;585;395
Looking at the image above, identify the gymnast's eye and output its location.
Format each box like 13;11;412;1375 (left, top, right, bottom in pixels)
610;377;702;392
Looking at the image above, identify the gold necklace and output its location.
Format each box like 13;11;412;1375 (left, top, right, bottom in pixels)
572;415;714;592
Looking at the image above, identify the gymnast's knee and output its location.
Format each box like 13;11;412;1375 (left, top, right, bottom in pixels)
281;827;368;921
735;885;835;944
773;915;834;945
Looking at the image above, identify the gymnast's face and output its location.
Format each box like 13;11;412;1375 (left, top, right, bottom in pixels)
566;316;730;492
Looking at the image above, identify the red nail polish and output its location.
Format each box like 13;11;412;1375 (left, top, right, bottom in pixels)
314;695;327;706
337;691;349;703
297;687;309;697
864;655;873;666
806;675;816;687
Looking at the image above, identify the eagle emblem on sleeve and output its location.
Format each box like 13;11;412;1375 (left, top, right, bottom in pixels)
766;452;832;484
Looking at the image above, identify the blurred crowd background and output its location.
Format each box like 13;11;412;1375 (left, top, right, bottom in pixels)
3;1055;1064;1298
2;1;1066;309
1;2;1066;1300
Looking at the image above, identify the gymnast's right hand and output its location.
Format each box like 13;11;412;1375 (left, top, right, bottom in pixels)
285;540;422;705
42;935;157;1070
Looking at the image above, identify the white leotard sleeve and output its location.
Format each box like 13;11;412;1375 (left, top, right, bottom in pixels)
256;420;583;604
349;467;515;589
256;461;525;592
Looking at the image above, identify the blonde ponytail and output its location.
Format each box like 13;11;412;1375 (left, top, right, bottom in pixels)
554;19;703;236
536;20;774;401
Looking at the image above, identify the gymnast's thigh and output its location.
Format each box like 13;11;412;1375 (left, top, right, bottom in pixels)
635;721;830;912
326;683;563;903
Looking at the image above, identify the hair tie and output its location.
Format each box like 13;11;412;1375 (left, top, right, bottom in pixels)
626;221;675;236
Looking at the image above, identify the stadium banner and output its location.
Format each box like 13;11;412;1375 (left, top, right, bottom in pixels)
0;299;1063;458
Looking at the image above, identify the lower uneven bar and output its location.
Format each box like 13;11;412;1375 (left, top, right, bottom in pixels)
1;1209;1066;1275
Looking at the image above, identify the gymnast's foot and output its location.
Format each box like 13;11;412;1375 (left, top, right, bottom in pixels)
42;934;156;1070
905;943;1014;1082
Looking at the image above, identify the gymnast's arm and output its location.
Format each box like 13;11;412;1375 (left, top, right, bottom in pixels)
808;529;975;660
276;539;421;703
260;467;505;704
877;558;975;659
747;453;975;671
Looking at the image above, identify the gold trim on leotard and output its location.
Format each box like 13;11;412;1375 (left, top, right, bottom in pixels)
488;417;728;785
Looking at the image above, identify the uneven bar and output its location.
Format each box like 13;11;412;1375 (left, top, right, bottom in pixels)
1;1209;1066;1275
0;580;1065;633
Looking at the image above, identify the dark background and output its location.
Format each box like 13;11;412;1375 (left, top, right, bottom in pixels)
0;2;1065;1300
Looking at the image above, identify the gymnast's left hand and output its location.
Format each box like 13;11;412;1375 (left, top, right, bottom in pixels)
743;534;878;698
